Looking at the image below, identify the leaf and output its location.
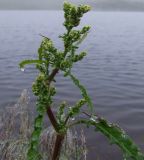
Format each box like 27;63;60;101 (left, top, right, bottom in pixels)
31;129;41;142
19;59;44;69
68;73;94;112
77;118;144;160
34;115;43;128
27;101;45;159
27;149;42;160
68;99;86;117
57;101;67;123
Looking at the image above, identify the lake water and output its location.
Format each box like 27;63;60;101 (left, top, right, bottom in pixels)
0;11;144;159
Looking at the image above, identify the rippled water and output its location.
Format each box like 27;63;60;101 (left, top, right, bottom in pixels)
0;11;144;159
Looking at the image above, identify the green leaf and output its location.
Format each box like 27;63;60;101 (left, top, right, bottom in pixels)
31;129;41;142
34;115;43;128
19;59;44;69
68;73;94;112
57;102;66;118
68;99;86;117
27;149;42;160
78;118;144;160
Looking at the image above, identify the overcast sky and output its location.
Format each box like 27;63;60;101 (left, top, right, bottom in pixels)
0;0;144;11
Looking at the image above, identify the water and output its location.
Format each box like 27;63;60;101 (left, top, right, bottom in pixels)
0;11;144;159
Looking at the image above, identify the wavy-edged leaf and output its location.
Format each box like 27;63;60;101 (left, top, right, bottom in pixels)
77;118;144;160
27;101;45;160
68;99;86;117
19;59;44;69
68;73;94;112
34;115;43;128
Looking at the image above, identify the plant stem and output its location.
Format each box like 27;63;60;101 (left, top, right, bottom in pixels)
52;133;65;160
47;29;70;159
48;68;59;83
47;107;58;131
64;115;70;125
46;68;65;160
46;68;59;131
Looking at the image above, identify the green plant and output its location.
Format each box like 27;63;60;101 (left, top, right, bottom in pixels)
19;2;144;160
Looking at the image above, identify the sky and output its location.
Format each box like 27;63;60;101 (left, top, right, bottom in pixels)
0;0;144;11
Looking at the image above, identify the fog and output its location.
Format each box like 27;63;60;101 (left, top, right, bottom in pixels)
0;0;144;11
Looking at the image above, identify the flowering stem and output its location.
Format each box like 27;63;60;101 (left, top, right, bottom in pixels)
46;68;66;160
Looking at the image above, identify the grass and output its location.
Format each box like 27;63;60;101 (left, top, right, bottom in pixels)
0;89;87;160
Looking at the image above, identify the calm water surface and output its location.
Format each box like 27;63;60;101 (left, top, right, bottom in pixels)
0;11;144;159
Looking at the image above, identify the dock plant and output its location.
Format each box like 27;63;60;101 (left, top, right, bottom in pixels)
19;2;144;160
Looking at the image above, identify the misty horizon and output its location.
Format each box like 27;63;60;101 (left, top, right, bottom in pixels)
0;0;144;11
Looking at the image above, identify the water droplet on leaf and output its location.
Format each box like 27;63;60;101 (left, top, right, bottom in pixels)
20;68;25;72
71;117;75;121
69;107;72;110
90;117;96;122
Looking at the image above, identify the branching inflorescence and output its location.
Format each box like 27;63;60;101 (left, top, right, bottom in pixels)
19;2;144;160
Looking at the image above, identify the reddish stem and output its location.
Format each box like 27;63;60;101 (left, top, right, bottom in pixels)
47;107;58;131
48;68;59;82
52;134;65;160
46;68;59;131
46;68;65;160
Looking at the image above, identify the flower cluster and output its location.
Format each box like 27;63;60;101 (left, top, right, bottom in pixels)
63;2;91;30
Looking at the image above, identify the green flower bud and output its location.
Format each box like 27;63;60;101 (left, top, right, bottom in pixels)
79;52;87;58
41;38;57;55
72;52;87;62
36;64;45;73
41;38;53;50
81;26;91;34
77;99;86;107
32;82;39;96
69;30;81;42
36;73;45;82
60;60;70;69
80;5;91;13
63;2;91;30
71;6;77;15
50;87;56;96
63;2;72;12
